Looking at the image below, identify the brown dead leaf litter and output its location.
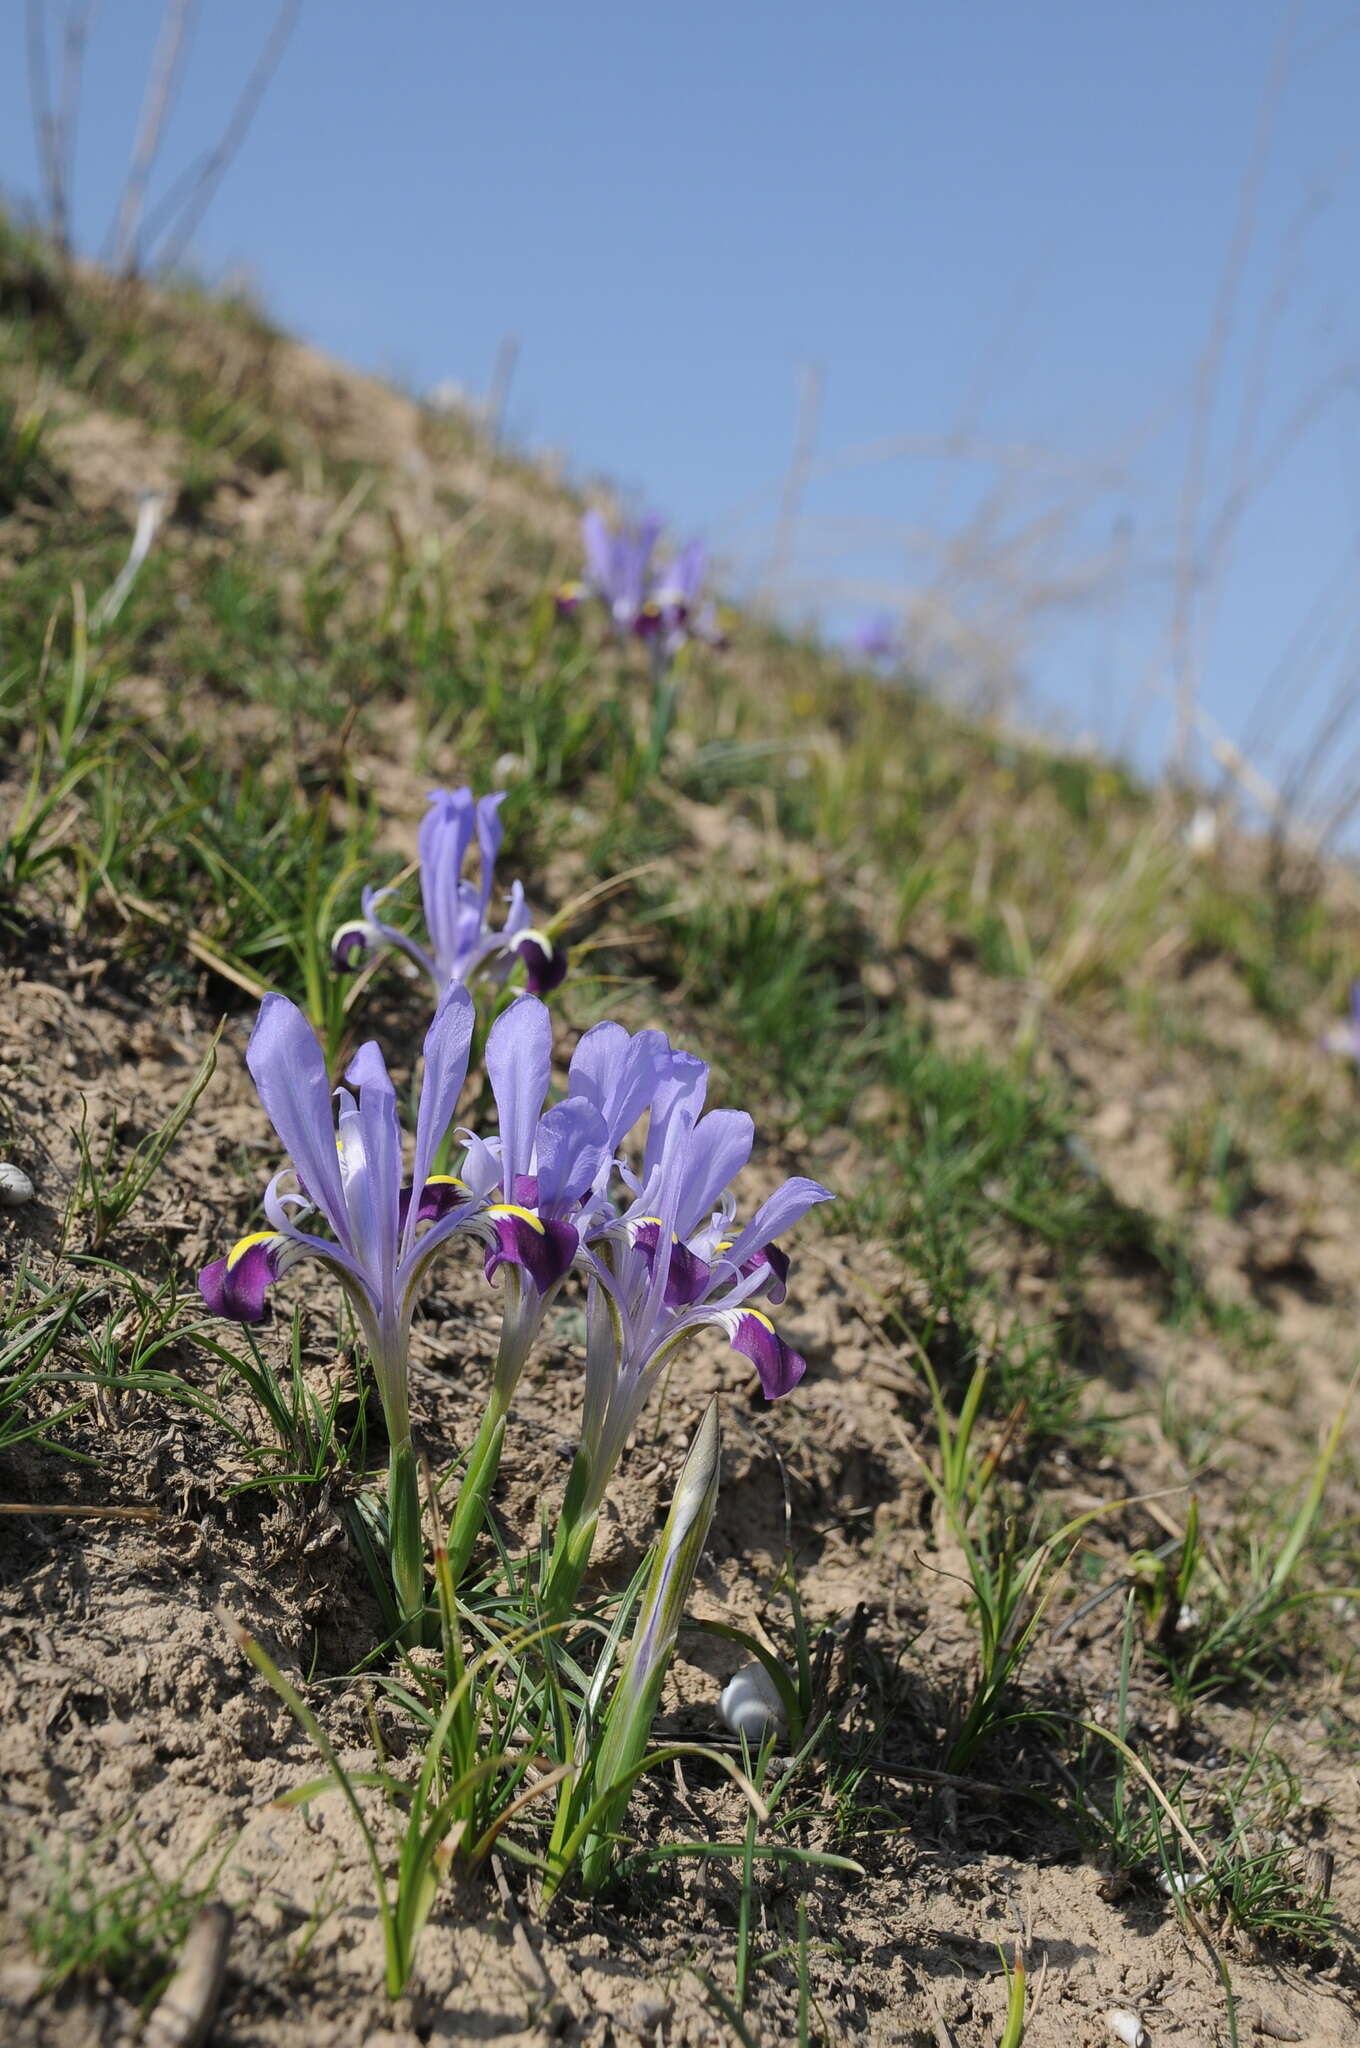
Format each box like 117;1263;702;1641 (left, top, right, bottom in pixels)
1;267;1359;2047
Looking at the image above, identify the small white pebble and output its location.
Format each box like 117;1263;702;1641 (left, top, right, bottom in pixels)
719;1663;787;1743
1107;2013;1147;2048
0;1163;34;1208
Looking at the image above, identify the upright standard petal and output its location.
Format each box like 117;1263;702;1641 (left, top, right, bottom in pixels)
655;538;706;612
487;995;552;1194
534;1097;610;1215
642;1050;708;1183
418;788;477;979
568;1022;670;1149
246;995;353;1252
473;791;507;920
408;982;476;1240
637;1103;694;1338
343;1041;403;1283
582;508;613;589
671;1109;754;1240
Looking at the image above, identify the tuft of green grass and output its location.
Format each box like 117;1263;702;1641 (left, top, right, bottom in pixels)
1077;1603;1340;1959
0;1270;95;1458
63;1025;222;1253
656;878;876;1130
26;1828;230;2002
1149;1393;1358;1705
0;391;62;513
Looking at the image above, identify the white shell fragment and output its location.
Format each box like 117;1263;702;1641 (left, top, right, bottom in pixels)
0;1163;34;1208
719;1662;788;1743
1107;2012;1148;2048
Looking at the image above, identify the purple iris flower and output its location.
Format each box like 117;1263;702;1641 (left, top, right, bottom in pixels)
332;787;567;999
197;985;481;1623
569;1028;833;1525
850;614;899;666
1321;978;1360;1062
199;986;478;1377
559;510;723;653
458;998;610;1333
650;539;725;658
438;1006;674;1585
578;508;664;636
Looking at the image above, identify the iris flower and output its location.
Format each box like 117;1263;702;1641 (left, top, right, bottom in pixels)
439;998;611;1577
850;614;899;666
199;984;479;1626
443;1010;688;1581
648;538;725;658
573;508;664;635
332;787;566;999
543;1023;832;1612
559;511;722;659
1321;979;1360;1063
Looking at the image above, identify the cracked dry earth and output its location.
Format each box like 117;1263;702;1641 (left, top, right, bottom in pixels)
0;873;1359;2046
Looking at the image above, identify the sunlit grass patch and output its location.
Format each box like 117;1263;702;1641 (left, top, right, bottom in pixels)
653;878;877;1129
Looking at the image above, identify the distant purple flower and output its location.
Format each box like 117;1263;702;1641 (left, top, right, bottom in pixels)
1321;979;1360;1062
850;614;899;666
581;508;664;636
560;511;724;660
332;787;567;999
650;538;726;657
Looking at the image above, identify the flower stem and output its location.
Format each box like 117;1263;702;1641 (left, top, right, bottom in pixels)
387;1436;424;1642
539;1446;600;1624
445;1399;509;1586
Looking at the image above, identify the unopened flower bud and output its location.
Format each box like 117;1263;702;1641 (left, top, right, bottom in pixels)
720;1662;787;1743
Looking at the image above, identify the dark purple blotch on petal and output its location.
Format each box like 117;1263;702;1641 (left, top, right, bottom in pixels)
633;1220;712;1309
741;1240;790;1304
514;933;568;996
331;925;369;973
484;1212;578;1295
199;1239;281;1325
398;1177;467;1232
727;1310;806;1401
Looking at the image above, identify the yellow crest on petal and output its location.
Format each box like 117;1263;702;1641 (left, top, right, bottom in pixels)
226;1229;280;1270
487;1202;545;1235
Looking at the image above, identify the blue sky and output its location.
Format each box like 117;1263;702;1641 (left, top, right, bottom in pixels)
4;2;1360;812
